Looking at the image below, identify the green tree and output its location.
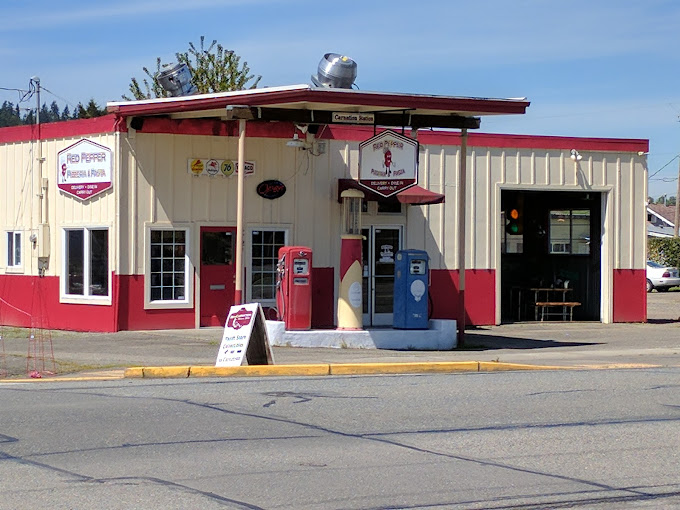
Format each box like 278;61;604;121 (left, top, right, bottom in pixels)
75;99;107;119
124;36;261;100
0;101;22;127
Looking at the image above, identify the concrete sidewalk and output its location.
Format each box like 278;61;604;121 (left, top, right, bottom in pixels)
1;293;679;381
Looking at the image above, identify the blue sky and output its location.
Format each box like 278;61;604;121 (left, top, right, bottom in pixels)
2;0;679;200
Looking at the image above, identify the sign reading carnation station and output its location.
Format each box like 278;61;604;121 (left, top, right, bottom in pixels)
57;139;113;200
359;130;418;197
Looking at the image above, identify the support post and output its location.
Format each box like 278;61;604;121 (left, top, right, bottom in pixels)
457;129;468;347
235;119;246;304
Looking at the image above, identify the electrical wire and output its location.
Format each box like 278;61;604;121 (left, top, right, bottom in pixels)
40;86;78;110
648;154;680;179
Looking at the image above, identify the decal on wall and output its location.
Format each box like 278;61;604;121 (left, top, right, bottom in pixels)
187;158;255;177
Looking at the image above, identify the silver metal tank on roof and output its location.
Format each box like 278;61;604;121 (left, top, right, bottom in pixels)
157;62;197;97
311;53;357;89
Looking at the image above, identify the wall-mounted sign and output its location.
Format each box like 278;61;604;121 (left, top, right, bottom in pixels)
187;158;255;177
256;180;286;200
57;139;113;200
332;112;375;124
358;130;418;197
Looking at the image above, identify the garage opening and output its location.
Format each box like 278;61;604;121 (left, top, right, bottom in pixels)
500;190;601;322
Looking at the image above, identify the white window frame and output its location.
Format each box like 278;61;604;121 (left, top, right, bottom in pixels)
6;230;23;272
60;227;111;305
144;224;193;310
246;225;290;307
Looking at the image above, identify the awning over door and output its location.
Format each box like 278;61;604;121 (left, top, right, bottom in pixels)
337;178;445;205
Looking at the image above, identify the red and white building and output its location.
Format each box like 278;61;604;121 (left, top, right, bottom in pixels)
0;84;649;334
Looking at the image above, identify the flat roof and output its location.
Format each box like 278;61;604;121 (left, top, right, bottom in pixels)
106;84;530;129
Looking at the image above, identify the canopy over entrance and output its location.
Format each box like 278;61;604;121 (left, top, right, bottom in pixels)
337;178;444;205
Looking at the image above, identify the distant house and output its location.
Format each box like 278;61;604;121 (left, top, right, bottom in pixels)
647;203;676;238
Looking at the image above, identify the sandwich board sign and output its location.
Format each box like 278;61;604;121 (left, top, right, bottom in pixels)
216;303;274;366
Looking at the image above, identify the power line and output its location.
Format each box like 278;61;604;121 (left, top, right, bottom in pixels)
649;154;680;179
40;86;78;110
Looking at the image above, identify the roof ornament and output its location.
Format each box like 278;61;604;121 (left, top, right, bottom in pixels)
311;53;357;89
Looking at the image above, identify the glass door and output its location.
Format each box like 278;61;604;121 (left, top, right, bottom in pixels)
362;226;403;327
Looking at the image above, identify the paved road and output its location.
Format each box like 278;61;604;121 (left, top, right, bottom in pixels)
1;368;679;509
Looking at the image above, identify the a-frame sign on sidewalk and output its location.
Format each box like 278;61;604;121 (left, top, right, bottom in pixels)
216;303;274;367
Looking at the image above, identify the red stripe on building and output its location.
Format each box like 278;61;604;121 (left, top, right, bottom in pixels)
0;115;123;144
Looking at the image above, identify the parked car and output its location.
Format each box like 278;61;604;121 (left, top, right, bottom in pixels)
646;260;680;292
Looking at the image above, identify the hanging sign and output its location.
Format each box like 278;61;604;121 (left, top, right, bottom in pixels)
57;139;113;200
358;130;418;197
187;158;255;177
256;180;286;200
216;303;274;367
332;112;375;124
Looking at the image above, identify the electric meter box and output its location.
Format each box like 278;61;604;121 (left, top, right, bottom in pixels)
393;249;429;329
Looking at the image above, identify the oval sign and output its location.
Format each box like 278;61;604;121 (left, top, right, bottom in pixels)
257;180;286;200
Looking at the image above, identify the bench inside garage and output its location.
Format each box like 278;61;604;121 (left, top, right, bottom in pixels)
534;301;581;321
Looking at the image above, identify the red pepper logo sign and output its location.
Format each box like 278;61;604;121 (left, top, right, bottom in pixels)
227;308;253;330
383;149;393;176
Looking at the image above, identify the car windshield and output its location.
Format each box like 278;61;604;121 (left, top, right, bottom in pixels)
647;261;664;268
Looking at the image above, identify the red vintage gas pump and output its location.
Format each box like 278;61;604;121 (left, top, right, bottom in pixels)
275;246;313;330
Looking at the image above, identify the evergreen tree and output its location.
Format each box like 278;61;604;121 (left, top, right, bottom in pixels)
75;99;107;119
124;36;261;100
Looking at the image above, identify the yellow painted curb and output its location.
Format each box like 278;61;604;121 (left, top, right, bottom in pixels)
329;361;480;375
143;366;191;378
478;362;568;372
124;367;144;378
189;364;330;377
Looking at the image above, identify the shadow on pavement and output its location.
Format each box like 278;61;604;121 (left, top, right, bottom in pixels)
460;332;601;351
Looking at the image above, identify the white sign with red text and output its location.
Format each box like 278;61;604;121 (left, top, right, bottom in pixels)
216;303;274;366
57;139;113;200
359;130;418;197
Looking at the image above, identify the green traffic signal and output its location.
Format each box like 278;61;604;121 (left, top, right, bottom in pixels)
505;207;523;235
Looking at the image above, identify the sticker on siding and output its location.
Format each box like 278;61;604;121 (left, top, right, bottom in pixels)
187;158;255;177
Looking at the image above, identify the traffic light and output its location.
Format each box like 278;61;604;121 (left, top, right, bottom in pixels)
505;206;523;235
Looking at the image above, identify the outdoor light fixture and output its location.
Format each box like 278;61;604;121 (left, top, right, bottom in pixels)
286;133;309;149
570;149;583;161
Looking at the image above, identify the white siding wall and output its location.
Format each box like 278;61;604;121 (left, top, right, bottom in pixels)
0;134;117;277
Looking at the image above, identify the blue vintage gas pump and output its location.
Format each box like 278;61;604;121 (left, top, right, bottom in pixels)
393;249;429;329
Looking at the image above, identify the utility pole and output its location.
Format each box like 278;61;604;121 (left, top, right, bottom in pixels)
675;156;679;236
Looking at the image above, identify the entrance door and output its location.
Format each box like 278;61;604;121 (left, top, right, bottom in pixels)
362;226;403;326
200;227;236;326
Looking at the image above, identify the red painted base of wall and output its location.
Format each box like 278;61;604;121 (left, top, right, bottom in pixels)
1;270;336;332
612;269;647;322
117;275;195;331
429;269;496;326
0;274;116;331
2;268;645;332
311;267;335;328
